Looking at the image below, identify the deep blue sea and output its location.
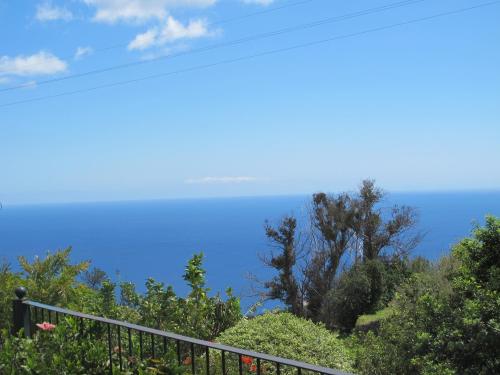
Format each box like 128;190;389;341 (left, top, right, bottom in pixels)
1;192;499;308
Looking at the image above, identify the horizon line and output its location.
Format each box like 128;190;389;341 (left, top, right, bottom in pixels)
2;188;500;207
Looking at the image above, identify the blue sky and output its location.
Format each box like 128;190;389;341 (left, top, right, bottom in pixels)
1;0;499;204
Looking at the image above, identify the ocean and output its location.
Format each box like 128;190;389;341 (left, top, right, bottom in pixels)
1;192;499;308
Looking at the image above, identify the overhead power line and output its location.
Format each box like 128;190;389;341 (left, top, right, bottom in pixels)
1;1;498;109
0;0;426;93
87;0;318;53
0;0;316;74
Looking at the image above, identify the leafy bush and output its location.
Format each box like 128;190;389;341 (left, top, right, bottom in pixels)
353;216;500;375
215;312;354;374
116;253;242;341
320;258;408;331
0;263;21;331
18;247;90;308
0;317;190;374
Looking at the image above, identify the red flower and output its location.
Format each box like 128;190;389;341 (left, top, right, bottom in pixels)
242;356;253;365
36;322;56;331
250;364;257;372
182;356;192;366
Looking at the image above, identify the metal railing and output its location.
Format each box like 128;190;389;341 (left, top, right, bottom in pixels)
11;287;352;375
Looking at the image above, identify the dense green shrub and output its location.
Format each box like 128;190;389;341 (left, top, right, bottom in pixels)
216;312;354;374
0;263;22;331
115;253;242;341
320;257;411;331
0;317;190;374
18;247;90;308
320;262;373;331
353;216;500;375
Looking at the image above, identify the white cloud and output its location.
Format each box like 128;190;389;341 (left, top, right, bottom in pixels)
83;0;217;24
36;2;73;21
0;77;10;85
128;29;159;50
128;16;211;50
0;51;67;77
74;46;93;60
185;176;258;184
242;0;274;5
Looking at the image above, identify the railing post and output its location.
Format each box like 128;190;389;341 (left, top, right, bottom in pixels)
12;286;31;338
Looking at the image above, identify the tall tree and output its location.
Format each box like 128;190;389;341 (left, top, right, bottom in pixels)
261;180;421;325
305;192;356;318
262;216;304;316
352;180;420;261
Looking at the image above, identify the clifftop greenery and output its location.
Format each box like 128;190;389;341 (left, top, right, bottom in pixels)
0;185;499;374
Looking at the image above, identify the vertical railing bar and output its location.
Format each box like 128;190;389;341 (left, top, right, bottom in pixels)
55;311;59;324
176;340;181;365
190;342;195;374
107;323;113;375
33;306;38;324
118;325;123;370
238;354;243;375
41;308;44;322
48;310;51;323
221;350;226;375
139;331;144;360
276;362;281;375
257;358;261;375
205;346;210;375
297;367;302;375
163;336;167;355
128;328;133;358
151;334;155;358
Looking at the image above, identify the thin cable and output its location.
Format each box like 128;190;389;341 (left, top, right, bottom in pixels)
0;0;426;93
1;1;498;109
89;0;318;52
1;0;317;68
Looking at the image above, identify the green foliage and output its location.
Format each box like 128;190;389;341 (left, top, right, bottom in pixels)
18;247;90;308
320;257;411;331
0;262;21;331
0;319;108;374
321;262;373;331
353;216;500;374
216;312;354;374
355;307;393;329
0;318;189;374
0;250;242;374
120;253;242;341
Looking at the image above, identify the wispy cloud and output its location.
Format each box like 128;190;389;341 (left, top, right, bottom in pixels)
0;51;67;77
74;46;93;60
128;16;213;50
185;176;258;184
138;44;190;61
20;81;38;89
242;0;274;5
36;2;73;22
83;0;217;24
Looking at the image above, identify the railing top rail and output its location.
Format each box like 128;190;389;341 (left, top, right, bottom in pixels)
24;300;352;375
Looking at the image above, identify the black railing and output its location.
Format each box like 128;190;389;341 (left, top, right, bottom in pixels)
11;287;352;375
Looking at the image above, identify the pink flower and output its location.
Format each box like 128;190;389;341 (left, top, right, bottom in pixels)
36;322;56;331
